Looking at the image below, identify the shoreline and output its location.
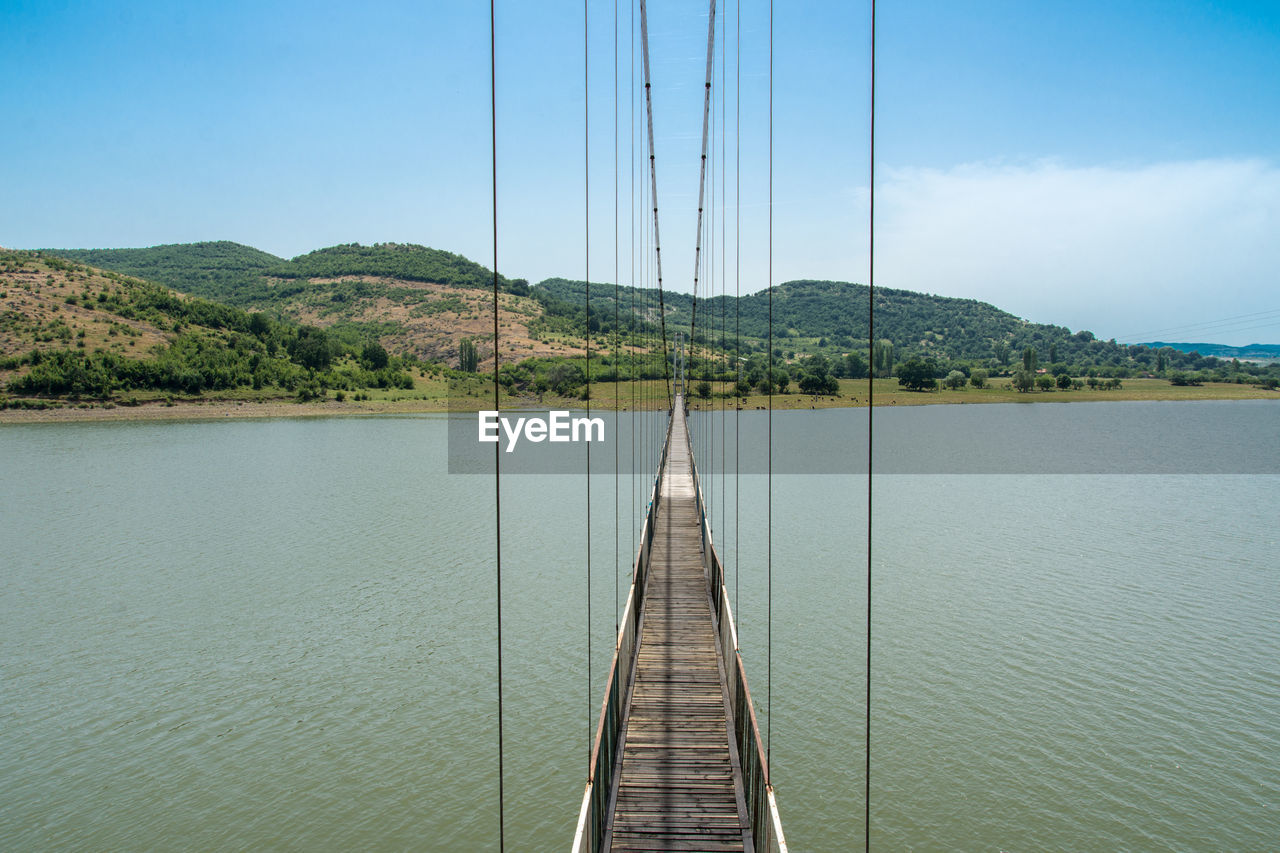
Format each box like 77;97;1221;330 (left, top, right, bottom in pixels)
0;397;452;424
2;379;1276;424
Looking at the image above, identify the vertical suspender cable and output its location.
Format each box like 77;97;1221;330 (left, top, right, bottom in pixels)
639;59;646;500
629;0;635;567
488;0;504;846
734;0;740;615
721;1;727;558
709;21;715;521
866;1;876;848
642;0;650;431
642;70;650;483
584;0;593;772
766;0;774;768
614;0;620;636
719;1;726;557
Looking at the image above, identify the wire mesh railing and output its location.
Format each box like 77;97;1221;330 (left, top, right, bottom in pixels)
689;405;789;853
572;408;673;853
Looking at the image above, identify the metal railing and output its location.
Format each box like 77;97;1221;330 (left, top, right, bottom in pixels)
572;408;674;853
689;408;789;853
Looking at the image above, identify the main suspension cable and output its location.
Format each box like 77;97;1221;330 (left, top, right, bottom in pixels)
688;0;718;359
638;0;673;409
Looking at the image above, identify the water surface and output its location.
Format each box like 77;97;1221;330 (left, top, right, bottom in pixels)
3;403;1277;850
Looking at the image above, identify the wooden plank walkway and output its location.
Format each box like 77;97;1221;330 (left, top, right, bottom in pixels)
607;406;751;852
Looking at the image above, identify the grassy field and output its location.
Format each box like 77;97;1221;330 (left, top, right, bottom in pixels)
515;376;1279;412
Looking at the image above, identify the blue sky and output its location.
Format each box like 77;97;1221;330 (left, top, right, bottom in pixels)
2;0;1277;344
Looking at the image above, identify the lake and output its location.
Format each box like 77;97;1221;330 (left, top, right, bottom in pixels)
2;401;1277;850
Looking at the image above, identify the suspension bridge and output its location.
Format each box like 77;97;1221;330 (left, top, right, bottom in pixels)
571;393;785;851
479;0;869;846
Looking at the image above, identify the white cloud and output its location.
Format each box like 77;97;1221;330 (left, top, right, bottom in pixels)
876;158;1280;345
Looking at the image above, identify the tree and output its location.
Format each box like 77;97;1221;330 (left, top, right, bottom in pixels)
1036;374;1054;391
1056;372;1073;390
1012;369;1035;393
897;356;938;391
1022;346;1038;373
459;338;479;373
361;340;389;370
291;327;333;371
798;355;839;395
943;369;966;390
872;339;894;378
546;360;584;394
992;340;1010;366
799;371;838;395
844;351;869;379
696;380;712;399
969;368;988;389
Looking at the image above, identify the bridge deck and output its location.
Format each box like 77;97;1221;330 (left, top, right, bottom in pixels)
607;410;751;852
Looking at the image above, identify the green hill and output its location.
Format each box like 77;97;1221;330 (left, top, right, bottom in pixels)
35;241;1278;385
274;243;513;290
51;241;516;308
537;277;1117;367
45;242;562;367
1;250;420;403
51;241;286;305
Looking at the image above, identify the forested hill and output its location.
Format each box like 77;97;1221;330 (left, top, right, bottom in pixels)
536;277;1122;366
273;243;514;291
0;249;421;401
44;242;565;367
40;241;1272;377
52;242;285;305
51;241;516;307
